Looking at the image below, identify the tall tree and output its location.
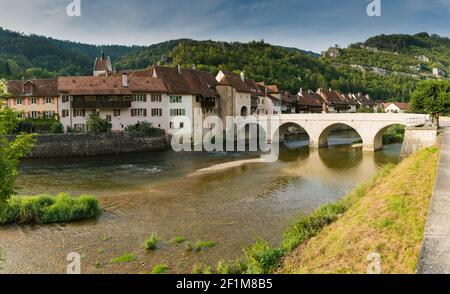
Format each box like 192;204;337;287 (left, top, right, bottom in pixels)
410;80;450;127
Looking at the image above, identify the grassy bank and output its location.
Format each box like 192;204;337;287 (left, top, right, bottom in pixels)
0;193;101;225
280;147;439;274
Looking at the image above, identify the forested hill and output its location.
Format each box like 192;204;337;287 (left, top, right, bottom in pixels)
116;38;430;101
2;27;450;102
0;27;140;79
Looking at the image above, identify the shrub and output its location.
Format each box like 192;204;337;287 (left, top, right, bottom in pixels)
151;264;169;274
143;233;158;250
216;260;247;274
0;193;102;224
191;263;212;274
243;240;284;274
125;121;165;136
382;125;405;144
50;122;64;134
86;112;112;133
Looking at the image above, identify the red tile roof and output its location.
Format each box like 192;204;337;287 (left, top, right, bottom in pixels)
153;66;218;98
217;70;251;93
298;91;324;107
7;79;58;97
58;76;167;96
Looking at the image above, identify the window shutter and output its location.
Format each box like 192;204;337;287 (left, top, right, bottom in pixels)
143;95;147;102
82;110;86;117
144;109;147;117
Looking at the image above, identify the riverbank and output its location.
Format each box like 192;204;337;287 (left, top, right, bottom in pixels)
279;147;439;274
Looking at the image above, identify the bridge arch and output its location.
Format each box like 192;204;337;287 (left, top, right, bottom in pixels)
371;123;407;151
275;122;311;144
318;123;363;148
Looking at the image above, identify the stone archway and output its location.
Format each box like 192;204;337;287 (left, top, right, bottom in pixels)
318;123;363;148
372;123;407;151
275;122;311;144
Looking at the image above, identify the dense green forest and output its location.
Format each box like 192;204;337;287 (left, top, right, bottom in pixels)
1;27;450;102
0;27;140;79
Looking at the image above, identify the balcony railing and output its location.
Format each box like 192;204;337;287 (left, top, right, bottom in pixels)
71;100;132;109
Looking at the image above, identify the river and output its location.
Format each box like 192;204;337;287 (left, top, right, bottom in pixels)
0;130;402;273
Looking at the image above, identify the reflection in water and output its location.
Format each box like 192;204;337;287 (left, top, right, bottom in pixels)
0;131;402;274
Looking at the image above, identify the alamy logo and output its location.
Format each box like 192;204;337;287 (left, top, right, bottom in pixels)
67;0;81;17
367;0;381;17
66;252;81;274
367;253;381;274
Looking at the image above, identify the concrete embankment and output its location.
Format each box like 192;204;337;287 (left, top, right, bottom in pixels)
418;128;450;274
8;132;168;158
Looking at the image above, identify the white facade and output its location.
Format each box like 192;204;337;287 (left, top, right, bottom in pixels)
58;93;169;132
385;103;407;114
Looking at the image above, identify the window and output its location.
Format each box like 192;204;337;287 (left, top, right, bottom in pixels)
73;109;86;117
44;111;53;118
169;95;182;103
113;109;121;117
62;109;69;118
106;115;112;122
31;98;37;104
151;109;162;117
45;97;52;104
170;122;185;129
151;94;162;102
74;124;85;132
62;95;71;103
196;96;200;103
170;109;186;116
30;111;39;119
133;94;146;102
131;108;147;117
16;98;23;105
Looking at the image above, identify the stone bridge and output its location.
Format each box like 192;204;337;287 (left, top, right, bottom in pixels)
239;113;429;152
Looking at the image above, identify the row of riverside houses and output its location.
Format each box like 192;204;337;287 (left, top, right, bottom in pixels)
4;52;376;136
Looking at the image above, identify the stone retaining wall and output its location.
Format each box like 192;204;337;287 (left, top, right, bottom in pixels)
8;132;168;158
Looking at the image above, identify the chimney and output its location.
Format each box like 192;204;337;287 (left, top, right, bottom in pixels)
240;71;245;82
192;64;196;70
21;76;24;94
122;73;128;87
298;88;303;96
177;65;182;74
101;49;105;60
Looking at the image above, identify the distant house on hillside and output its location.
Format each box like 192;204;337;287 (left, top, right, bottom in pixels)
416;55;430;63
432;67;445;77
93;50;113;77
384;102;410;114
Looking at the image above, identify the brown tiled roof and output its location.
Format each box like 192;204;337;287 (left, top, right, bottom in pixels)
392;102;410;110
153;66;218;98
318;89;349;105
245;79;265;97
339;93;358;106
353;93;376;106
7;79;58;97
281;91;297;104
58;76;167;96
298;91;324;107
217;70;251;93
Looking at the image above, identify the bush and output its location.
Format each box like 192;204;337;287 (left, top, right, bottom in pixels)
86;112;112;133
15;118;60;134
125;121;164;136
191;263;212;274
50;122;64;134
0;193;102;224
216;260;247;274
243;240;284;274
143;233;158;250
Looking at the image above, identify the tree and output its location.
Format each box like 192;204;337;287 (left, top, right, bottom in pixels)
410;80;450;127
0;108;35;204
86;112;112;133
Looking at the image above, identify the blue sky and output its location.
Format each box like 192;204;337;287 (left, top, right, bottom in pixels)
1;0;450;52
